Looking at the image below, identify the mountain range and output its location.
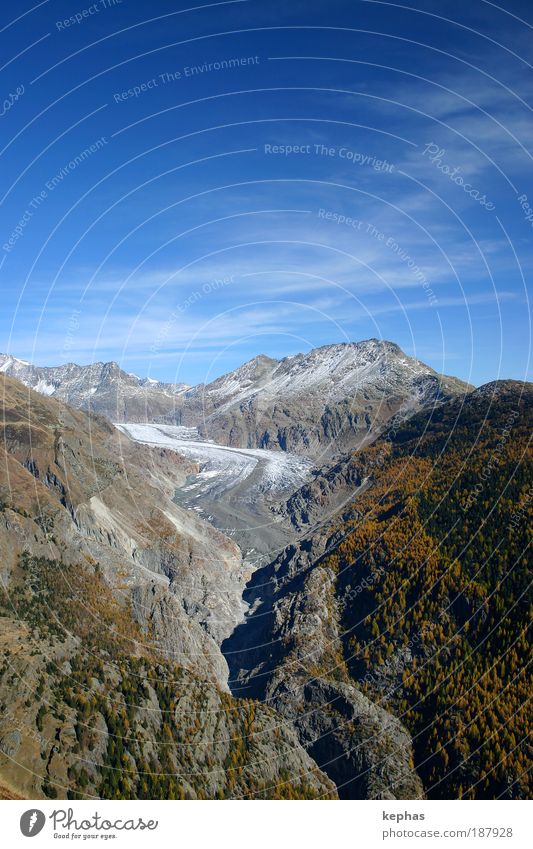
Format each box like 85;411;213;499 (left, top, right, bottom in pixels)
0;340;530;801
0;355;189;423
0;340;472;460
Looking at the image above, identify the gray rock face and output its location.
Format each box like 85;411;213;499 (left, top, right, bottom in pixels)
273;454;370;532
0;731;22;757
274;678;423;800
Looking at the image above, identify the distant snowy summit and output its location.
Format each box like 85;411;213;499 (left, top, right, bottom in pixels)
0;354;189;421
0;340;472;459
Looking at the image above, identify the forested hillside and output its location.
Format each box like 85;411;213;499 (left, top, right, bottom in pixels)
226;381;532;800
331;381;532;798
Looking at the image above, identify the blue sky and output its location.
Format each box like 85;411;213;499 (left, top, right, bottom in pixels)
1;0;531;386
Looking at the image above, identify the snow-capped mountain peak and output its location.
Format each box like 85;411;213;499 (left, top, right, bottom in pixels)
0;354;190;420
0;341;472;459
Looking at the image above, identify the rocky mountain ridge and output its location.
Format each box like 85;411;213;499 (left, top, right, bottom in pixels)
0;340;472;460
0;355;189;423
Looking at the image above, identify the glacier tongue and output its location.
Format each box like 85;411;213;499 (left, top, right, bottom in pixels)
115;422;312;496
115;422;313;564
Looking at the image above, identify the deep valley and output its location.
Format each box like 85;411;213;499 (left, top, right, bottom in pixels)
0;342;531;801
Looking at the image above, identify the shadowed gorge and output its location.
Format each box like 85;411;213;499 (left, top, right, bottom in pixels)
223;381;532;799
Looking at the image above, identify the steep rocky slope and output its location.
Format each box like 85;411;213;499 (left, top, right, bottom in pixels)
0;553;335;800
0;374;249;688
224;380;532;800
223;530;424;800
